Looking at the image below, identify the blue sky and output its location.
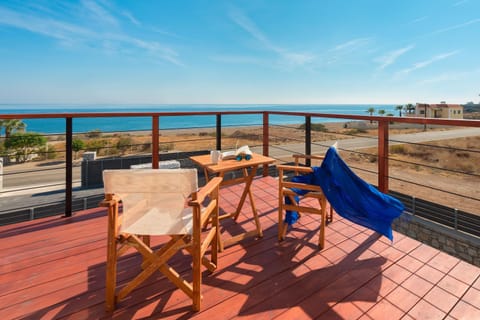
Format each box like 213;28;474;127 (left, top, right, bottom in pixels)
0;0;479;105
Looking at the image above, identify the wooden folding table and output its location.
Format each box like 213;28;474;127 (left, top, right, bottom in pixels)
190;153;275;250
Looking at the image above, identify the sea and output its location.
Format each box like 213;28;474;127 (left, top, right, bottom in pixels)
0;104;396;134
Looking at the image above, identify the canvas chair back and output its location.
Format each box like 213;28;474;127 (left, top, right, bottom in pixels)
103;169;198;235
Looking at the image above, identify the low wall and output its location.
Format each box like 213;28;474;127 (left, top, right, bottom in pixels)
393;212;480;267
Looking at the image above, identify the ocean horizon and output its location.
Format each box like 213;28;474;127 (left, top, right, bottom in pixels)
0;104;396;134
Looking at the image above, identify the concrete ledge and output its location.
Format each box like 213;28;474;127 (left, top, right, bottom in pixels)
393;212;480;266
130;160;181;169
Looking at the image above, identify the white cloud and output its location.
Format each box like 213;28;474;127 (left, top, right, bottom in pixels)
332;38;371;52
121;10;140;26
376;45;414;70
429;18;480;35
417;68;480;85
81;0;119;27
0;3;181;66
409;16;428;24
396;51;460;76
453;0;469;7
228;7;315;68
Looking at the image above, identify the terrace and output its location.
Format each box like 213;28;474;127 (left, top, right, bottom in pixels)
1;110;480;318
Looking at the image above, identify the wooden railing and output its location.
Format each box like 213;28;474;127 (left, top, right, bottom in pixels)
1;111;479;218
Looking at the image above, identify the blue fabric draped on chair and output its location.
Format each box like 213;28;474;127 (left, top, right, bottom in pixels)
285;146;404;241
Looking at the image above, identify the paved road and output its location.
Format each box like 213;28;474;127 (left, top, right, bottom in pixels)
257;127;480;160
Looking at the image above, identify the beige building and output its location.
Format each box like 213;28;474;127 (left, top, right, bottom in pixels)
414;102;464;119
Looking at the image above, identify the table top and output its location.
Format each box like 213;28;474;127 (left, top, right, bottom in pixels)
190;153;275;174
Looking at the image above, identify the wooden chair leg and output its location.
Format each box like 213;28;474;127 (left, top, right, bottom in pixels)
105;205;118;312
318;198;327;249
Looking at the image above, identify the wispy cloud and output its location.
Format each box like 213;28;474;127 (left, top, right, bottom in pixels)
121;10;140;26
409;16;428;24
429;18;480;35
396;51;459;76
375;45;414;70
453;0;469;7
332;38;371;52
81;0;118;27
324;37;372;66
417;68;479;85
228;7;315;69
0;2;182;66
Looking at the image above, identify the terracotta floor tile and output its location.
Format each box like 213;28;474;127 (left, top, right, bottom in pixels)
350;286;382;312
416;264;445;284
321;246;348;263
357;314;374;320
385;285;421;312
400;314;416;320
351;232;372;245
426;251;459;274
366;298;405;320
437;275;469;298
337;238;362;253
407;300;445;320
337;225;363;239
423;286;459;313
462;287;480;307
381;246;406;263
365;274;397;297
448;301;480;320
383;263;413;284
397;255;424;273
401;274;435;297
322;301;363;320
393;236;421;254
473;276;480;290
409;244;440;263
325;230;348;245
449;261;480;285
368;240;391;255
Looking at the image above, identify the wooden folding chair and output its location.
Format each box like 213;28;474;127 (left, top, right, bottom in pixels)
100;169;222;312
277;154;333;249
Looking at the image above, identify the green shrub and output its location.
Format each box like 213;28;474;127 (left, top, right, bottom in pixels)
116;137;133;155
390;144;407;154
86;129;102;138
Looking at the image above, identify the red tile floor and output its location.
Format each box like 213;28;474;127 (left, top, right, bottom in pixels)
1;176;479;319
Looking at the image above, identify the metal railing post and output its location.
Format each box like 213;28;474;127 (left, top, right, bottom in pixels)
454;208;458;230
378;120;389;193
412;196;416;215
152;116;159;169
305;116;311;167
262;112;269;176
65;117;73;217
216;114;222;151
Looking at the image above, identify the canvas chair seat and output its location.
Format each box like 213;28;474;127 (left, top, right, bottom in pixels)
101;168;222;312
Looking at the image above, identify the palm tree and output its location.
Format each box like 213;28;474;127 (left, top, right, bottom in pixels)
366;107;375;123
395;105;404;117
0;119;26;139
378;109;386;116
405;103;415;115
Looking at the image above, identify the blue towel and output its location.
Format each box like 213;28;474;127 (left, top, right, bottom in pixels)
284;146;404;240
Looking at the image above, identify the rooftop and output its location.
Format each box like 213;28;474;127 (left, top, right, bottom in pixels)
1;176;480;319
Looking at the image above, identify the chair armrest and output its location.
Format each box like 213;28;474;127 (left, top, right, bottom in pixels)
189;177;223;205
99;194;121;207
292;154;325;161
276;165;313;174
